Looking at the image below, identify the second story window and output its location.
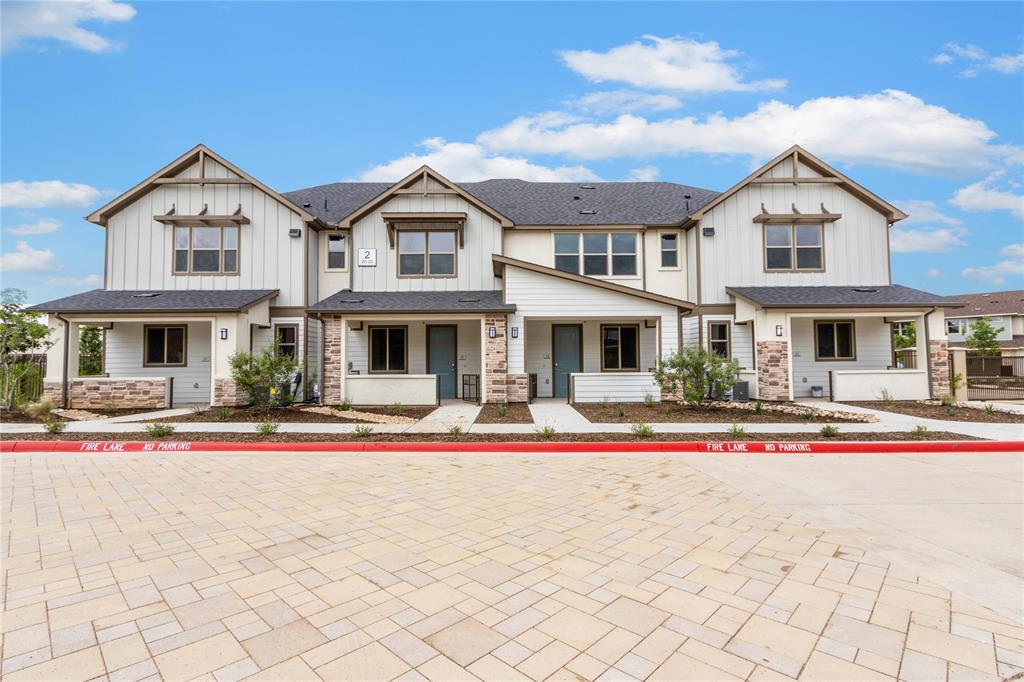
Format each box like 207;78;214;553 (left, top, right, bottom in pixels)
554;233;638;277
947;319;968;335
327;234;346;270
398;231;455;277
765;224;823;272
174;226;238;275
660;233;679;268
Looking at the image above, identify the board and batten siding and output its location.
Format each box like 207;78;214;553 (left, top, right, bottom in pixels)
104;157;306;306
790;317;892;398
348;194;502;292
700;158;891;305
104;321;211;404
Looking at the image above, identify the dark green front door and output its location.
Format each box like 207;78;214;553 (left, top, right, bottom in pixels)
552;324;581;398
427;325;457;399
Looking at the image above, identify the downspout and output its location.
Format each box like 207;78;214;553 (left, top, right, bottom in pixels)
56;314;70;409
923;306;937;398
315;312;325;405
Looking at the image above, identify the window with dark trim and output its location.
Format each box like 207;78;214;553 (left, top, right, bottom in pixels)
275;325;298;358
601;324;640;371
327;234;346;270
174;226;238;274
554;233;638;276
708;321;730;358
398;231;455;277
660;233;679;268
947;319;968;335
765;224;823;272
815;320;856;360
144;326;186;366
369;326;407;373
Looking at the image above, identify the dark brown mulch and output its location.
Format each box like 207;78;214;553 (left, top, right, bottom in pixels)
353;406;437;420
66;408;163;420
158;407;345;424
572;401;864;424
1;431;980;443
475;403;534;424
0;409;47;424
849;401;1024;424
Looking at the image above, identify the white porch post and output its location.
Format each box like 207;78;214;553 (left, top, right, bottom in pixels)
43;316;79;406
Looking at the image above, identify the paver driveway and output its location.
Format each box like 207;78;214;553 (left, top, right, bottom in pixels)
1;451;1021;681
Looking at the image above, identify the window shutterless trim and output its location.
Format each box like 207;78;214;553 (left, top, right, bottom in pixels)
552;231;640;278
142;324;188;367
813;319;857;361
599;323;641;372
762;224;825;273
707;320;731;359
172;225;240;276
273;323;299;358
324;233;347;272
659;231;680;270
367;325;409;373
396;230;458;278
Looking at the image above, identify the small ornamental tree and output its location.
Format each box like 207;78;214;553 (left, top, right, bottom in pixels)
228;345;299;407
965;316;1003;357
652;347;740;408
893;322;916;350
79;326;104;376
0;288;54;409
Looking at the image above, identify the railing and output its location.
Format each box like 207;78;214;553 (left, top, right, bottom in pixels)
345;374;440;406
570;372;660;404
966;356;1024;400
1;358;46;408
829;369;929;401
891;349;917;369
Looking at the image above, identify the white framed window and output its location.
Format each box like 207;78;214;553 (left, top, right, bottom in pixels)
708;321;730;358
173;226;238;275
326;234;346;270
275;325;298;358
660;233;679;268
553;232;638;277
947;319;969;335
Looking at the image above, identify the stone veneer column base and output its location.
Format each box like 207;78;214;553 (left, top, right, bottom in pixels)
483;315;509;404
505;373;530;403
42;380;63;406
322;315;344;406
45;378;169;409
756;341;790;401
211;378;241;407
928;339;950;398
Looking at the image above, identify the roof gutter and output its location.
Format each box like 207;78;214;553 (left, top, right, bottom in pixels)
923;306;937;399
56;314;70;409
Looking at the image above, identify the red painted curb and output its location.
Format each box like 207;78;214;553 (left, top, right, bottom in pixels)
2;440;1022;454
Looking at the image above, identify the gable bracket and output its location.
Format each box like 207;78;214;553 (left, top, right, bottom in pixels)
753;202;842;224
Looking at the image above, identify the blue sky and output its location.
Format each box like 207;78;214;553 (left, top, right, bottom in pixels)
2;1;1022;304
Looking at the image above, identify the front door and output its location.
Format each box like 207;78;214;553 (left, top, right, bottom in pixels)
552;324;582;398
427;325;457;399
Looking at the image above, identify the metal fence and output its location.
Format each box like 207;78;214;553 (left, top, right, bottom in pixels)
965;355;1024;401
1;358;47;409
892;349;917;369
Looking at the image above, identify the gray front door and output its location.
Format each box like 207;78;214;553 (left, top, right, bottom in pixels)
552;325;582;398
427;325;457;399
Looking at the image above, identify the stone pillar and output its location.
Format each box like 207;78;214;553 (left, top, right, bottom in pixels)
756;340;790;401
483;314;508;404
948;347;968;402
929;339;950;399
211;378;241;407
322;315;344;406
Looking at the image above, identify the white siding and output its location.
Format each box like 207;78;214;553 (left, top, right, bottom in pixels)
791;317;892;398
681;316;699;349
572;373;660;403
702;315;754;369
105;157;306;306
104;321;211;404
252;317;318;399
700;159;891;304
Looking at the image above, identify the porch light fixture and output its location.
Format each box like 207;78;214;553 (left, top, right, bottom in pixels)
220;328;228;340
488;326;497;338
511;327;519;339
775;325;783;337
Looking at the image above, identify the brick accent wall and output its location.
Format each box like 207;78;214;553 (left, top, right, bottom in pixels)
929;339;950;398
506;373;530;404
42;380;63;405
212;378;241;407
483;315;508;404
45;378;169;409
322;315;344;406
756;341;790;401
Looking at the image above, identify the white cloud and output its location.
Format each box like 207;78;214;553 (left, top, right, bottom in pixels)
931;41;1024;77
626;166;660;182
0;241;59;272
897;199;963;227
0;180;103;208
1000;243;1024;258
1;0;135;53
46;273;101;287
950;172;1024;219
568;90;682;115
3;218;61;236
355;137;600;182
927;268;941;278
890;199;968;253
478;90;1016;172
560;36;785;93
961;243;1024;285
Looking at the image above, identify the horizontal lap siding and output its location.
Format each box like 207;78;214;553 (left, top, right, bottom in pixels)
791;317;892;398
702;315;754;369
104;321;211;404
573;374;660;403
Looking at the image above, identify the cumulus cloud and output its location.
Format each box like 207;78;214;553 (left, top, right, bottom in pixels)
1;0;135;53
931;41;1024;77
46;273;102;287
3;218;61;236
560;36;785;93
355;137;600;182
961;243;1024;285
626;166;660;182
478;90;1017;173
568;90;682;115
950;172;1024;219
0;241;59;272
889;200;968;253
927;268;941;278
1;180;104;208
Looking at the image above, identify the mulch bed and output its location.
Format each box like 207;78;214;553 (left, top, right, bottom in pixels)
1;431;980;443
1;409;47;424
573;402;864;424
849;401;1024;424
158;405;438;424
66;408;164;420
355;406;437;420
475;403;534;424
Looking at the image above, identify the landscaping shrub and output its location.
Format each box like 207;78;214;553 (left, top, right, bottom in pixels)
819;424;840;438
354;425;373;438
145;423;175;437
728;422;746;437
536;425;557;439
25;399;54;419
913;424;929;435
43;418;66;434
652;347;740;408
447;425;464;437
256;420;280;436
216;407;232;421
496;402;508;417
392;402;405;416
228;347;299;408
630;422;654;438
338;399;352;411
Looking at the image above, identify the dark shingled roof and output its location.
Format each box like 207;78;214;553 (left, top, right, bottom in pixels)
283;180;720;226
27;289;278;313
310;290;515;314
726;285;962;308
945;290;1024;318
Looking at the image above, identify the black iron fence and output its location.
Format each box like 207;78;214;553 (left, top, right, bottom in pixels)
1;358;47;409
965;355;1024;401
892;349;917;369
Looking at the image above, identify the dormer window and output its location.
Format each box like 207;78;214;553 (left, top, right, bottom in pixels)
398;231;456;277
174;226;238;275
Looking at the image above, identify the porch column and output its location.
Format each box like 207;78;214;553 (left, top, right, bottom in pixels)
211;314;247;406
754;310;791;401
924;310;950;399
43;317;79;406
322;315;345;406
949;347;968;402
505;313;529;403
483;314;509;404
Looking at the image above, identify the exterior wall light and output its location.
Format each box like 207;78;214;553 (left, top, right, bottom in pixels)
488;326;497;339
511;327;519;339
220;328;228;340
775;325;784;337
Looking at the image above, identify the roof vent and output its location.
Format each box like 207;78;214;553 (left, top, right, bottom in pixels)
852;288;878;293
338;299;364;304
458;297;480;303
573;196;580;200
579;210;597;215
132;293;160;298
302;202;311;208
579;184;596;190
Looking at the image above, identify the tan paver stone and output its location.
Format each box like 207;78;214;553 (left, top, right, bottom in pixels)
2;603;48;633
418;654;481;681
302;629;374;669
3;623;50;658
515;640;578;681
728;615;817;673
230;569;295;599
48;593;129;631
154;631;247;680
468;654;533;681
877;584;949;617
680;638;756;679
536;607;614;651
246;655;321;681
799;651;893;680
823;614;905;660
4;646;106;682
631;627;686;666
649;587;720;623
564;652;609;680
403;583;470;616
426;617;507;666
242;619;329;669
316;641;411;680
99;632;150;672
173;592;250;629
906;622;998;674
649;651;744;681
595;597;669;636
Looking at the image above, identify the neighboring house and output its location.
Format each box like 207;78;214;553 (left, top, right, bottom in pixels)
31;144;960;408
944;290;1024;358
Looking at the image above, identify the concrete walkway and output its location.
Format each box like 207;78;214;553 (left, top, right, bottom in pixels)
528;400;592;430
815;401;1024;441
404;403;481;433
